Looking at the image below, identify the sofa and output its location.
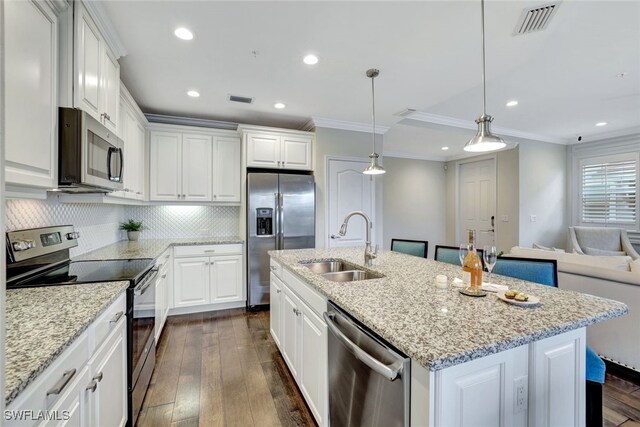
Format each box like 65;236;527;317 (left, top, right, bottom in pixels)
508;247;639;373
569;226;640;259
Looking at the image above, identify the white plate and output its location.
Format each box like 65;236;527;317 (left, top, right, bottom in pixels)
496;291;540;307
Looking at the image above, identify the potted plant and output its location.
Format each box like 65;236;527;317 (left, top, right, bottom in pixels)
120;219;144;241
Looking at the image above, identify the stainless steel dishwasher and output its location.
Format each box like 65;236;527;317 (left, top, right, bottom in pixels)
324;301;410;427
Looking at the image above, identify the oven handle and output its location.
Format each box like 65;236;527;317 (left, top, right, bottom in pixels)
134;268;159;296
323;311;402;381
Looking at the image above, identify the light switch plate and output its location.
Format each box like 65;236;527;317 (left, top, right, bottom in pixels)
502;215;509;222
530;215;537;222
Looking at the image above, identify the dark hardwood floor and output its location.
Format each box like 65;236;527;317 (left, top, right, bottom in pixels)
138;308;640;427
136;309;316;427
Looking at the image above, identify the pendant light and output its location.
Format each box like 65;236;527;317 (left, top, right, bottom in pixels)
363;68;386;175
464;0;507;153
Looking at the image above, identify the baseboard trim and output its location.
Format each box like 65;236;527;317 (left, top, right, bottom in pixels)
168;300;245;316
604;359;640;385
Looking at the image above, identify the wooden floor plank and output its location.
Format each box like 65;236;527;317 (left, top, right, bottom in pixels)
219;334;256;427
604;404;630;426
607;373;640;395
172;314;204;422
621;421;640;427
138;403;174;427
199;332;224;427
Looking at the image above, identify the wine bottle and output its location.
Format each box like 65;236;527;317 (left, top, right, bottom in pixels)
463;229;483;292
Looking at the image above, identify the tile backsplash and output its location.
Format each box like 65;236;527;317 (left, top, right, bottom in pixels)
6;195;241;256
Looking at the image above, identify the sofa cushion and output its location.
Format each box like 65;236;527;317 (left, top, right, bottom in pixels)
509;247;631;271
584;247;627;257
509;247;565;260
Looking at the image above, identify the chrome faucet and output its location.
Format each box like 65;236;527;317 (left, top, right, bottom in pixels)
338;211;377;266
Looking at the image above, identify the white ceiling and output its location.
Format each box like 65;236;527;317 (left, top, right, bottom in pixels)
102;0;640;160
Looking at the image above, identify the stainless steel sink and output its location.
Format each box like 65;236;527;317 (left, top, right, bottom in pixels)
320;270;383;282
300;259;385;282
302;260;355;274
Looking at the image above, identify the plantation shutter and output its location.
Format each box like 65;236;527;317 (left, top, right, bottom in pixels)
581;159;637;225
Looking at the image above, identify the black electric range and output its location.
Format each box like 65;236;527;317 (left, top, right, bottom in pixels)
6;225;157;427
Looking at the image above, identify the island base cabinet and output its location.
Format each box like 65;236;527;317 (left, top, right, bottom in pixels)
269;273;283;348
299;305;327;425
42;366;92;427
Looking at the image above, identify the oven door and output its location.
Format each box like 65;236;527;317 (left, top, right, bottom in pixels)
131;268;157;386
82;112;124;190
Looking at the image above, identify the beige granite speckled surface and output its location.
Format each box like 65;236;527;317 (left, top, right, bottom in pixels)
270;248;628;371
75;237;244;261
5;282;129;406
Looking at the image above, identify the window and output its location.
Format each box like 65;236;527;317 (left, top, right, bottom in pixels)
580;155;638;226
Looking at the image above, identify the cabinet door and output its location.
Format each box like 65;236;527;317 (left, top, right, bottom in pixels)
299;305;327;426
281;288;302;378
74;4;102;121
149;132;182;201
210;255;243;303
281;136;312;170
213;136;241;202
91;319;127;427
154;276;164;343
123;107;139;198
135;122;146;199
182;133;213;201
5;0;58;188
246;133;280;168
269;273;283;348
43;366;91;427
174;257;210;308
101;48;120;135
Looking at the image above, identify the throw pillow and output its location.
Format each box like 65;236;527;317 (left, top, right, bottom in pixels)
630;258;640;273
584;247;626;257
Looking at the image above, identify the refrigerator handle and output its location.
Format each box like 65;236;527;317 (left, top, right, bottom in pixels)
278;192;285;248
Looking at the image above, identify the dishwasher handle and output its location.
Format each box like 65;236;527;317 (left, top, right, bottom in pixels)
323;311;402;381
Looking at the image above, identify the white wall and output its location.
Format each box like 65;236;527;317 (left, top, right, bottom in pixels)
382;157;446;257
313;127;384;248
518;141;567;249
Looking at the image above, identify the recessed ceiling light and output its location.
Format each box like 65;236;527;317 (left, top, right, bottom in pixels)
441;146;449;151
303;54;319;65
274;103;286;109
596;122;608;127
506;100;518;107
187;90;200;98
174;27;194;40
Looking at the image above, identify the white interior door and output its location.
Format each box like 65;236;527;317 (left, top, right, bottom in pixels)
458;158;496;248
328;159;375;248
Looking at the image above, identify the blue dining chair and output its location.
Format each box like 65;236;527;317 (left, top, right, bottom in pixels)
391;239;428;258
434;245;484;267
492;255;604;426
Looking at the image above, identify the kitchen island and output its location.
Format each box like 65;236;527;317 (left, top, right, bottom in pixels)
269;247;627;427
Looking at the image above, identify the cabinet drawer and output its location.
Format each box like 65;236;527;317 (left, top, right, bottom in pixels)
90;293;126;355
6;333;90;424
173;244;242;258
282;268;327;318
270;258;283;278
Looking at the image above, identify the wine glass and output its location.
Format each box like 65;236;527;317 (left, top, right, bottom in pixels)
459;243;469;266
483;245;498;285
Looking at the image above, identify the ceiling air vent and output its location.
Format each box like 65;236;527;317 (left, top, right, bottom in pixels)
228;95;254;104
514;3;559;35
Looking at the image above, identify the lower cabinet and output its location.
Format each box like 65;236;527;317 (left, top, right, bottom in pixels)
173;245;244;311
155;250;172;343
270;260;328;427
46;366;91;427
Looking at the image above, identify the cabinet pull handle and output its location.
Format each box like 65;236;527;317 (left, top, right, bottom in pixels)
109;311;124;324
46;369;76;396
86;380;98;393
162;274;167;279
276;289;281;294
93;372;103;383
204;250;216;253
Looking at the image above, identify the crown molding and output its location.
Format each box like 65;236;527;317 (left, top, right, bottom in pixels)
312;117;390;135
403;111;568;145
567;126;640;146
82;0;127;58
237;124;314;136
120;83;148;126
145;114;238;131
383;150;447;162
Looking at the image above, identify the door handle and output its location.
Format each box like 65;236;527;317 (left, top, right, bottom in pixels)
491;215;495;228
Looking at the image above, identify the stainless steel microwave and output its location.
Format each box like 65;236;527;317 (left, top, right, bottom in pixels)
58;107;124;192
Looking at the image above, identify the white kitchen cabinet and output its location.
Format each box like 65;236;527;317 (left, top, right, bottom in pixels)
174;257;210;308
269;273;283;349
88;316;127;427
182;133;213;201
149;131;182;201
213;136;241;202
210;255;243;303
155;250;172;343
281;288;302;379
4;0;58;189
299;304;327;424
74;3;120;134
244;130;313;171
44;366;91;427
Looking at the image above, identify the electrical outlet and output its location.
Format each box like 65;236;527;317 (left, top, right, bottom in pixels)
530;214;537;222
514;376;528;413
502;215;509;222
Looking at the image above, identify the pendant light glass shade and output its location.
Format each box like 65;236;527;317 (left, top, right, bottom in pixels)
363;68;385;175
463;0;507;153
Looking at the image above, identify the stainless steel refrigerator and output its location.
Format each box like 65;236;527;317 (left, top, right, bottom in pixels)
247;172;315;308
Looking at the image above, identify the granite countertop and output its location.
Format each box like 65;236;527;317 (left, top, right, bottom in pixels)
270;247;628;371
75;236;244;261
5;281;130;406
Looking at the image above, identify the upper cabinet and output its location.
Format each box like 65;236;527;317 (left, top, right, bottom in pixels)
74;2;120;135
149;125;241;203
241;126;314;171
116;86;147;201
4;0;60;190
